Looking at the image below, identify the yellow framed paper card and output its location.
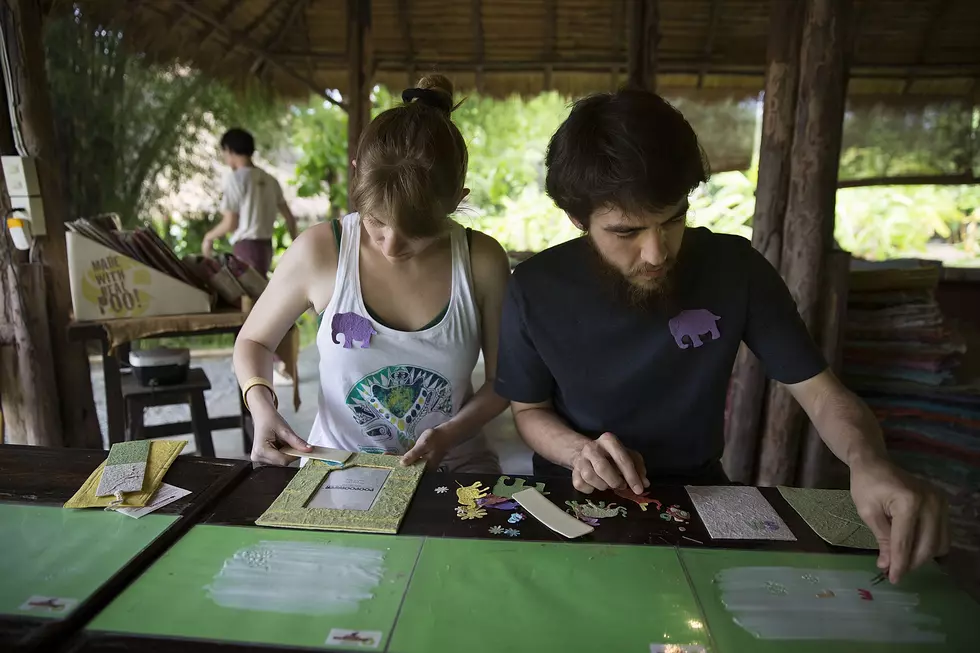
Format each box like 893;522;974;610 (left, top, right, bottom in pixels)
255;454;423;534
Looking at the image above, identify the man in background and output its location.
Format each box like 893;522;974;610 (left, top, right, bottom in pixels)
207;127;298;385
205;127;298;274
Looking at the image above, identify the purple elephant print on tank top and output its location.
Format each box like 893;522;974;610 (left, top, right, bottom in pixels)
668;309;721;349
331;312;378;349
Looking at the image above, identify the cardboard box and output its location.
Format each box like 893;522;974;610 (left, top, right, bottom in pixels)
67;232;212;321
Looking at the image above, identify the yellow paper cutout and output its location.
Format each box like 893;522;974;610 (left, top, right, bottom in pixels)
455;506;488;520
456;481;488;508
64;440;186;509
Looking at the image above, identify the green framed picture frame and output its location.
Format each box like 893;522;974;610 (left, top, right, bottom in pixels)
255;453;424;534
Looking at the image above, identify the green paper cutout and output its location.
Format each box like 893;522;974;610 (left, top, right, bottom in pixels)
492;475;547;498
88;525;423;651
0;504;175;618
388;538;708;653
680;548;980;653
778;486;878;549
255;454;423;533
565;500;627;519
105;440;151;466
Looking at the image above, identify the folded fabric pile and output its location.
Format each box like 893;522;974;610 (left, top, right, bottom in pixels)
843;262;980;552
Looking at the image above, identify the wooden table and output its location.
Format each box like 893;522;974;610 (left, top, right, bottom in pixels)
0;444;251;653
67;468;874;653
68;312;252;449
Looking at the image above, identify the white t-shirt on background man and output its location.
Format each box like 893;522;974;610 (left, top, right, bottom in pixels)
220;166;284;244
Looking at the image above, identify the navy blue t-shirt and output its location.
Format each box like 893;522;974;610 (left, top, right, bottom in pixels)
494;227;827;478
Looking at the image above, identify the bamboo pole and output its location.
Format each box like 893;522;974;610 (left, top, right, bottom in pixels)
347;0;372;210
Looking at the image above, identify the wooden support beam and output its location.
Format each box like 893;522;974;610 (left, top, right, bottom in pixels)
250;0;309;77
0;0;101;448
167;0;343;107
798;248;851;488
697;0;722;89
723;0;804;484
347;0;373;210
757;0;853;487
182;0;238;52
627;0;658;90
837;173;977;188
611;0;625;90
397;0;416;86
472;0;485;93
903;0;953;94
544;0;556;91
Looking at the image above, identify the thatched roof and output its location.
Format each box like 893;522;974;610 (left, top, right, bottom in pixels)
70;0;980;103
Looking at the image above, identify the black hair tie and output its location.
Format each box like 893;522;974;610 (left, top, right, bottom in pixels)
402;87;453;114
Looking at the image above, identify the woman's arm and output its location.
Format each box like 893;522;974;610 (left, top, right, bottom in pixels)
400;230;511;467
234;222;339;464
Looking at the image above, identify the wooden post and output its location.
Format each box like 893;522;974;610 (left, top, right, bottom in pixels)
1;0;101;448
723;0;804;483
757;0;852;486
627;0;658;91
798;248;851;488
347;0;372;210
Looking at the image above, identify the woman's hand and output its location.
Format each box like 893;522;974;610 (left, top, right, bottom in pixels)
400;424;459;470
248;397;312;466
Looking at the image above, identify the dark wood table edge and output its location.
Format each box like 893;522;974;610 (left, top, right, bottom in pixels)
12;458;252;653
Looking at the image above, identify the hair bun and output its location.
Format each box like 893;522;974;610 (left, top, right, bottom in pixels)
402;74;456;114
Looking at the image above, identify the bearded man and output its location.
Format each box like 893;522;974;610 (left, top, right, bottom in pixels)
494;88;947;584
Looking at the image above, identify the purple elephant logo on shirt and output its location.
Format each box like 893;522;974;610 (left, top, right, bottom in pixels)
331;312;378;349
668;309;721;349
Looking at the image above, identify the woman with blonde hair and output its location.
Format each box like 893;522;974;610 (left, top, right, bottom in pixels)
234;75;510;472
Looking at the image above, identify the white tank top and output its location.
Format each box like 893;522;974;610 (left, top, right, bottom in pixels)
307;213;499;473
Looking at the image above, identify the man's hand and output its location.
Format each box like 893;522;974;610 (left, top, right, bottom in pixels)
570;432;649;495
400;424;457;470
202;236;215;259
850;456;949;584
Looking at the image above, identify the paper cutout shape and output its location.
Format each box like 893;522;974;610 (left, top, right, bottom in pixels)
686;486;796;541
492;475;547;498
512;488;594;539
96;440;150;497
280;445;353;466
255;454;423;534
65;440;186;509
434;486;449;494
326;629;382;648
613;487;662;511
502;528;520;537
565;500;627;519
455;506;487;520
777;486;878;549
456;481;489;508
488;525;504;535
115;483;190;519
508;513;525;524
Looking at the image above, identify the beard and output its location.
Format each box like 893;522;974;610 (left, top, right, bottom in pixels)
586;235;677;310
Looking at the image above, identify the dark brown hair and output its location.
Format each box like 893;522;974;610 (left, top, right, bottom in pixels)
350;75;467;238
545;88;709;228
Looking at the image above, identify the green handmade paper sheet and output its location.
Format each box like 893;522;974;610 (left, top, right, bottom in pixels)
681;548;980;653
388;538;709;653
778;486;878;549
0;503;175;618
88;524;424;650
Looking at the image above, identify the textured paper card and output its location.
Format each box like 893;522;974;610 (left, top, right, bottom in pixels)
281;445;352;466
65;440;186;509
307;468;390;511
95;440;150;496
686;486;796;540
778;486;878;549
512;488;594;538
115;483;191;519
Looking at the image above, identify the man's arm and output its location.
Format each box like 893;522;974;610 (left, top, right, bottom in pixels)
788;370;949;584
511;400;648;495
203;210;238;258
278;198;298;240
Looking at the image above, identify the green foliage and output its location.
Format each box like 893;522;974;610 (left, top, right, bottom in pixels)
44;7;289;227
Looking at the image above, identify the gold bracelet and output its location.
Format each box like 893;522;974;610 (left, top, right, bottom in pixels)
241;376;278;411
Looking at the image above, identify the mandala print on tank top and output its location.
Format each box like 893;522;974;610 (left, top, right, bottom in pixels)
344;365;454;453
